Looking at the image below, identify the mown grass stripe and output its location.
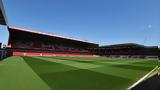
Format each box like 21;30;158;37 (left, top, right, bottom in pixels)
41;57;156;81
0;56;52;90
35;57;102;69
0;56;157;90
22;56;132;90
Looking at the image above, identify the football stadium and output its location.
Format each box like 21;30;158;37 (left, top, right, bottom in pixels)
0;0;160;90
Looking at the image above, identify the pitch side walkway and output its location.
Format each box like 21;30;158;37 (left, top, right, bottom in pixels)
0;57;51;90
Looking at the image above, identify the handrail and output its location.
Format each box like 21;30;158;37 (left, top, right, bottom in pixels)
127;66;159;90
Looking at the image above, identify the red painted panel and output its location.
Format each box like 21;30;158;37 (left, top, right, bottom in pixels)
13;52;25;56
12;52;97;57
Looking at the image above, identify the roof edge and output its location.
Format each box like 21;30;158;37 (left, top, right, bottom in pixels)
100;43;158;48
8;26;98;45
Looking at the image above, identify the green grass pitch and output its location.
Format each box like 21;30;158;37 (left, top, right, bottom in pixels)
0;56;158;90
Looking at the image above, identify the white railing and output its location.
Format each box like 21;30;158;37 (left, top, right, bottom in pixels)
127;66;159;90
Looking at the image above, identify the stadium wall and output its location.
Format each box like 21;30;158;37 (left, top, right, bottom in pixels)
0;49;7;59
11;51;97;57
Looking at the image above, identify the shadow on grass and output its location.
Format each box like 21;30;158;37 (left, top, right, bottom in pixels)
39;69;132;90
23;56;79;74
23;56;132;90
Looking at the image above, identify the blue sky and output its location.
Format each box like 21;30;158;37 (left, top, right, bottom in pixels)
0;0;160;46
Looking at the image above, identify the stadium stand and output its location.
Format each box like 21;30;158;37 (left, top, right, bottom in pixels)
89;43;159;59
6;26;99;57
